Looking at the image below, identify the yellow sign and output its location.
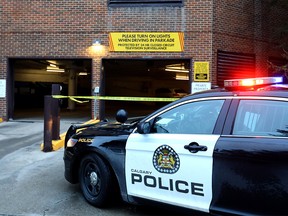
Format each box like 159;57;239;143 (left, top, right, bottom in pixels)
109;32;184;52
194;62;209;81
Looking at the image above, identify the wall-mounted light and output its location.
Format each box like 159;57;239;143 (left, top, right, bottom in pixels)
92;39;101;46
89;39;104;54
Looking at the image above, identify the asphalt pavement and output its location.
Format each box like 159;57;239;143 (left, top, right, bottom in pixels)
0;114;93;215
0;110;208;216
0;114;165;216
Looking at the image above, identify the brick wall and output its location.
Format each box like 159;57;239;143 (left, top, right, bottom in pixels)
0;0;215;119
0;0;285;119
0;57;7;120
212;0;286;79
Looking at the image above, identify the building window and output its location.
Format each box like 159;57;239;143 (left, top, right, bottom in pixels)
108;0;183;7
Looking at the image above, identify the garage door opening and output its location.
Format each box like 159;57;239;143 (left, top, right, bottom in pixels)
8;59;92;121
101;58;191;119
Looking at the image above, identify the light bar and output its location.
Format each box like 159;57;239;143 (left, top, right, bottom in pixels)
224;77;283;88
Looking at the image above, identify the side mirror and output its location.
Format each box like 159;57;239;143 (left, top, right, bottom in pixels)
116;109;128;123
137;121;151;134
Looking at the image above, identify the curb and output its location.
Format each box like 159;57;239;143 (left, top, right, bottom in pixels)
41;119;99;151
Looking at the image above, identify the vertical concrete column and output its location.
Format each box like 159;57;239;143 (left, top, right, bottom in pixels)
51;84;61;140
68;69;76;110
43;96;53;152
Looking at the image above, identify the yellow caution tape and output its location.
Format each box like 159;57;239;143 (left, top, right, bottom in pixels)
52;95;178;102
68;97;90;103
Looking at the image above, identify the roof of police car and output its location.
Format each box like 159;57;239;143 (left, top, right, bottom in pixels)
137;86;288;121
136;87;288;125
178;86;288;101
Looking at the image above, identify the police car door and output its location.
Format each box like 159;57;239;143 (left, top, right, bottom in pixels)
126;98;226;213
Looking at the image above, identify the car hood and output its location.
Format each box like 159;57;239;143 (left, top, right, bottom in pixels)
76;121;136;137
67;116;144;141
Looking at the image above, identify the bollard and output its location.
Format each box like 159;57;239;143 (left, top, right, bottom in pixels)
51;84;61;140
43;95;53;152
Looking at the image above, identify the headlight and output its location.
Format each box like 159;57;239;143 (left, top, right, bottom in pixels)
67;138;78;148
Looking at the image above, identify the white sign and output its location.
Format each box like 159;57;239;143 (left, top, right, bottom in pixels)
0;80;6;98
191;82;211;94
94;86;100;94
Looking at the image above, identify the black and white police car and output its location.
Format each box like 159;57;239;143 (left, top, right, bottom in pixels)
64;77;288;215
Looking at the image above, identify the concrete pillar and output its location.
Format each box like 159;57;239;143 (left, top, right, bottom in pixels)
43;96;53;152
68;69;76;110
51;84;61;140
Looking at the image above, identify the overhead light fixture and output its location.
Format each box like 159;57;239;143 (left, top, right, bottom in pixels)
47;60;58;67
49;63;57;67
46;69;65;73
165;68;189;73
46;66;65;73
165;63;189;73
176;73;189;80
78;72;88;76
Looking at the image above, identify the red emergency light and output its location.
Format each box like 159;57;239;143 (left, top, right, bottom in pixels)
224;77;283;90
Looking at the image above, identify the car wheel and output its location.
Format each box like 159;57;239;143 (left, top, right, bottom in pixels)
79;154;114;207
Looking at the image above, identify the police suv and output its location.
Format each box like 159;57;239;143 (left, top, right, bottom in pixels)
64;77;288;215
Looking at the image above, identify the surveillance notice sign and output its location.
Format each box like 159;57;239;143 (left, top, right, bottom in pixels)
194;62;209;82
109;32;184;52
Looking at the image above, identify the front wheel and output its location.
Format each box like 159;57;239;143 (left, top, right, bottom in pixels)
79;154;115;207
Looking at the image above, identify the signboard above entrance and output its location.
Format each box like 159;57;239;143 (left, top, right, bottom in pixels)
109;32;184;52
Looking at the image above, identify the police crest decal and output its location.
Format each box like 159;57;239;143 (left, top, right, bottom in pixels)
153;145;180;174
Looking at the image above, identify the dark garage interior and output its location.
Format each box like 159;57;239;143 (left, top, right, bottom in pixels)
101;59;191;118
7;58;191;120
8;59;92;120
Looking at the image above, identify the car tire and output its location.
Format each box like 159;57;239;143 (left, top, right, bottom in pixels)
79;154;114;207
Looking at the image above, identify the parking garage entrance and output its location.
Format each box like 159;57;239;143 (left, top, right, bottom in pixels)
7;59;92;120
6;58;191;121
100;58;191;119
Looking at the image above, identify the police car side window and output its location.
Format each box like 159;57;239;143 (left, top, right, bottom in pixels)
233;100;288;137
152;100;224;134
